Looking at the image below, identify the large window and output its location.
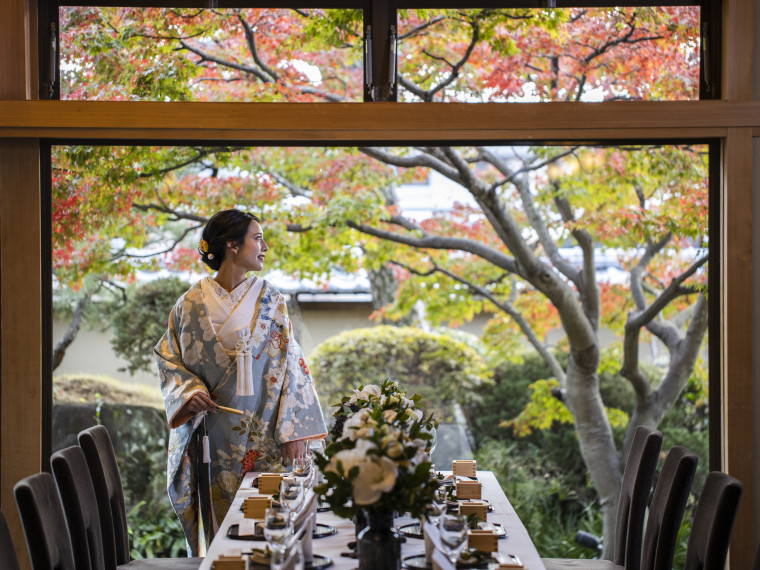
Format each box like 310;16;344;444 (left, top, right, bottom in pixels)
45;1;713;101
51;141;710;558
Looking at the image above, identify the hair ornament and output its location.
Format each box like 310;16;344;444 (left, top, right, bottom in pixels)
207;253;214;260
199;239;209;253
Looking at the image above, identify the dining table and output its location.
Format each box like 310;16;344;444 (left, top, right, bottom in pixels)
198;470;546;570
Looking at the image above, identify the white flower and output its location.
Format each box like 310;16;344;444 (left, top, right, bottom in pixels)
342;408;373;441
350;384;381;403
404;408;423;422
352;456;398;505
410;446;429;467
384;440;404;459
383;409;398;422
327;439;377;475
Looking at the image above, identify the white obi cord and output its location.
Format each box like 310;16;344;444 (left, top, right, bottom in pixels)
229;327;255;396
200;276;264;397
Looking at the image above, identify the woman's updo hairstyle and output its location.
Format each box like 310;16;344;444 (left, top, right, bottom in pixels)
199;209;260;271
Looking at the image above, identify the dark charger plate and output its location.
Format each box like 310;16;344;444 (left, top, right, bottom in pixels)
227;522;337;541
402;554;498;569
248;553;333;569
397;521;507;540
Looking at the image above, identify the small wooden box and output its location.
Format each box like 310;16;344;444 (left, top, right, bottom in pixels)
456;480;482;500
213;555;247;570
258;473;285;494
459;501;488;520
467;529;499;552
452;460;477;477
242;496;271;519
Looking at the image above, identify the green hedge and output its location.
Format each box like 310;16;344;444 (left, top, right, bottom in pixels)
310;325;491;422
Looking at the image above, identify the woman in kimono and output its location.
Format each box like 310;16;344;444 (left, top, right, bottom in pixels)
155;209;327;556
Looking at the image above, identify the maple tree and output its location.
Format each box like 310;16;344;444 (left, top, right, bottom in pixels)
54;7;705;557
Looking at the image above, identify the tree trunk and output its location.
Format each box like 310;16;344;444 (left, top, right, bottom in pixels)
53;286;98;371
564;343;622;560
286;295;312;348
368;265;413;325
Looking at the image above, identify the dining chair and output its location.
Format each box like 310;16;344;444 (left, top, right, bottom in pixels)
78;425;202;569
543;425;663;570
683;471;743;570
639;445;698;570
0;510;21;570
13;472;76;570
51;445;108;570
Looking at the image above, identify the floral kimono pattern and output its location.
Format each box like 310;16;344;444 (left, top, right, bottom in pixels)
155;278;327;555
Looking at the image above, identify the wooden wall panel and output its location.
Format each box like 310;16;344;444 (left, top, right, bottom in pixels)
723;0;755;100
0;100;757;142
723;127;755;568
0;140;41;570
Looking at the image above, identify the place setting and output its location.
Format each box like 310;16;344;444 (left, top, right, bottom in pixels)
205;380;544;570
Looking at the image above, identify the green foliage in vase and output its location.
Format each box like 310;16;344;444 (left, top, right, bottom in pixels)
109;276;191;375
310;325;491;423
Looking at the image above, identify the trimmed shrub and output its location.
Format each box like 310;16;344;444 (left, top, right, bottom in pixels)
310;325;492;423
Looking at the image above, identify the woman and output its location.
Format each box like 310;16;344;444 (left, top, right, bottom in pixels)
155;209;327;556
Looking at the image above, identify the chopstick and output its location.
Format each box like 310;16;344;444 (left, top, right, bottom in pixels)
217;405;244;416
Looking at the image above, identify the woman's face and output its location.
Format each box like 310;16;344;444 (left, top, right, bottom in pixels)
228;220;269;272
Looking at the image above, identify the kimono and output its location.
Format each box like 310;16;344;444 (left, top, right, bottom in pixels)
155;276;327;556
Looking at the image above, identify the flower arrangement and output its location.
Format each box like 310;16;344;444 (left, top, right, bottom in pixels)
313;379;441;520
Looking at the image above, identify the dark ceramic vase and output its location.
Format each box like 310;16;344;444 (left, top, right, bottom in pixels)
357;511;402;570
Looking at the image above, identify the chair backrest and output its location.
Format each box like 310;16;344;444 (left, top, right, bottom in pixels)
613;424;663;569
684;471;743;570
13;472;76;570
51;446;107;570
640;445;698;570
0;510;21;570
78;425;130;567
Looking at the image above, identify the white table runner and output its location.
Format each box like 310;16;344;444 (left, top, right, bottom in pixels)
198;471;545;570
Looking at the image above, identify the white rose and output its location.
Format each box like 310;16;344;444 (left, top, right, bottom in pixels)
385;441;404;459
342;408;372;441
359;384;382;399
327;439;377;475
352;456;398;506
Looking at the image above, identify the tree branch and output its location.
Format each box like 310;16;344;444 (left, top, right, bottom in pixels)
269;170;312;198
178;39;275;84
114;224;203;260
358;147;463;183
238;13;279;82
553;183;600;330
394;259;567;385
398;16;446;40
347;219;522;276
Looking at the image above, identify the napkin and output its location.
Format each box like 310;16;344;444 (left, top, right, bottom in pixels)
293;491;317;564
493;552;525;568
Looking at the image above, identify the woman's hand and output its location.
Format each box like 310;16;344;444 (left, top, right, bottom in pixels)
281;440;306;465
170;391;217;428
